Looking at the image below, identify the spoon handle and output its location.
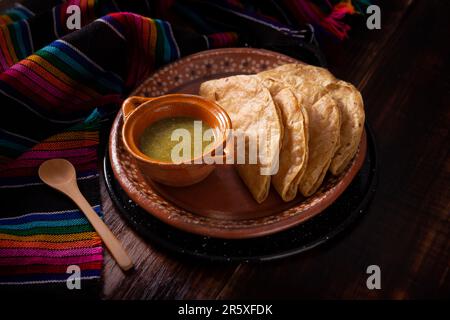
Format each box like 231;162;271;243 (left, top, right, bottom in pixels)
70;188;133;271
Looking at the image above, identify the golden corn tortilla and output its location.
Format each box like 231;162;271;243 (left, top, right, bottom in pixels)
280;63;336;84
199;75;283;203
298;93;340;196
326;81;365;175
259;63;336;105
199;63;364;203
259;74;340;197
259;78;309;201
261;63;364;180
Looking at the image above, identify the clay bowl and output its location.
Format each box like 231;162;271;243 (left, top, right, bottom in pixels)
121;94;231;187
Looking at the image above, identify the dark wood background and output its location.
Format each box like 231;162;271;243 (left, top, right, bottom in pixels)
98;0;450;299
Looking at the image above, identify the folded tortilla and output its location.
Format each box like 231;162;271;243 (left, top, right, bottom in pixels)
259;72;339;196
326;81;365;175
259;63;336;106
261;63;364;182
298;93;340;196
199;75;283;203
258;78;309;201
199;63;364;202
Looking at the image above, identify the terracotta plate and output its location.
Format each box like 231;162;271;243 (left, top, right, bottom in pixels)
109;48;367;239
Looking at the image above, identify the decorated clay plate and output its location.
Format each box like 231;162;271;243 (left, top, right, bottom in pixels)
109;48;367;239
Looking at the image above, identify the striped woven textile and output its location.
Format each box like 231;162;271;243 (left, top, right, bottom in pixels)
0;116;103;296
0;0;328;297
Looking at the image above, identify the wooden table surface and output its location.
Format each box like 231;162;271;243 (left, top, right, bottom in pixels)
100;0;449;299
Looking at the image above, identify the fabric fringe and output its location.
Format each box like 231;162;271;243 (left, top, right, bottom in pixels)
285;0;371;40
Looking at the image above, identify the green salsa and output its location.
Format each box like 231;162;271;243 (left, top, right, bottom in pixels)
139;117;215;162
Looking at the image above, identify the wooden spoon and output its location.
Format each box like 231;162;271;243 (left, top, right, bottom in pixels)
38;158;133;271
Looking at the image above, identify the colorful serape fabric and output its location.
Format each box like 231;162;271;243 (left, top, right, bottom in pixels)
0;113;103;296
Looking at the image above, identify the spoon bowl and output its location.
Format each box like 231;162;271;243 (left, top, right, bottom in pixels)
38;158;76;188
